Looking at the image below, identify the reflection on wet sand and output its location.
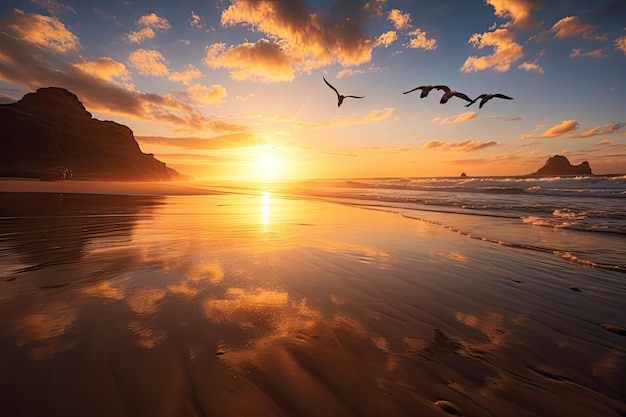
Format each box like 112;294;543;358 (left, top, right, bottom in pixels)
0;192;163;281
0;192;625;417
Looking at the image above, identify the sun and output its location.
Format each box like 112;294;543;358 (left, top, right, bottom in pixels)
255;154;284;181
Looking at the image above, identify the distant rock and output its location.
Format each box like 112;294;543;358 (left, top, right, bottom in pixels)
0;87;188;181
460;172;467;177
533;155;592;176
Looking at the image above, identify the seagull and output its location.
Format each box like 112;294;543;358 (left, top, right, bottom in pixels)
466;93;514;109
402;85;437;98
323;77;365;107
435;85;473;104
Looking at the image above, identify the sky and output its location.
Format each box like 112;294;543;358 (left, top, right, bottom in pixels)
1;0;626;181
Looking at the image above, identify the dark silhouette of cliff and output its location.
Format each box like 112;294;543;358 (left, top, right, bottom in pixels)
0;87;186;181
533;155;592;176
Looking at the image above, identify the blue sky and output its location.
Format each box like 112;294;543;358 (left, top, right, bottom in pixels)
1;0;625;180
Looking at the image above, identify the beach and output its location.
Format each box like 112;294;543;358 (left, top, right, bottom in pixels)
1;180;625;417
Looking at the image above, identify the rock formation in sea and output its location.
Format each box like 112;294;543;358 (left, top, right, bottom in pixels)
0;87;186;181
533;155;592;176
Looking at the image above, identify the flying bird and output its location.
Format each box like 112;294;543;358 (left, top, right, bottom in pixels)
466;93;514;109
435;85;473;104
402;85;437;98
323;77;365;107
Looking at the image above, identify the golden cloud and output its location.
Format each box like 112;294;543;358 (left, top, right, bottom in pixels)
517;60;544;73
616;35;626;54
128;48;170;76
520;119;581;139
407;28;437;50
203;39;295;83
168;64;203;85
486;0;542;29
126;12;171;44
461;28;523;73
570;48;606;58
422;140;499;152
214;0;378;81
376;31;397;48
4;9;79;52
184;83;227;105
573;123;625;138
388;9;411;30
436;111;478;125
73;57;130;83
550;16;595;39
136;133;261;151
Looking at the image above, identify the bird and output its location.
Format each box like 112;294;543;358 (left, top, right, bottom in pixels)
465;93;514;109
323;77;365;107
434;85;473;104
402;85;437;98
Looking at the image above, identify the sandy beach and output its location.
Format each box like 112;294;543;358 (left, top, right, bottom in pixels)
0;180;625;417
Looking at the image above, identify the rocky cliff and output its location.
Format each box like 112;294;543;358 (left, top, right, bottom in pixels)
0;87;184;181
533;155;592;176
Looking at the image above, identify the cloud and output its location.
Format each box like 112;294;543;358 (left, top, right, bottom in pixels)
518;60;544;73
594;139;623;148
616;35;626;54
520;119;580;139
203;40;295;83
296;108;395;130
128;49;170;76
126;13;171;44
215;0;378;82
168;64;203;85
31;0;76;15
549;16;605;40
461;29;523;73
422;140;499;152
376;31;397;48
486;0;542;29
573;123;625;138
434;112;478;125
406;28;437;50
183;83;227;105
1;9;79;52
189;11;203;28
73;57;130;83
388;9;411;30
336;68;365;78
137;133;264;150
569;48;606;58
517;49;544;73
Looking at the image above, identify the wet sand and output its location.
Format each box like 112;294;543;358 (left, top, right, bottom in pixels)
0;181;625;416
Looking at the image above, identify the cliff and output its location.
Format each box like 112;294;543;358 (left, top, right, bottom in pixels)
533;155;592;176
0;87;185;181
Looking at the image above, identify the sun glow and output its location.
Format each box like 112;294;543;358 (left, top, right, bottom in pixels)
253;148;288;181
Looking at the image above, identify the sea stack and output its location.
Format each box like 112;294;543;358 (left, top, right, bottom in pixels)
533;155;592;176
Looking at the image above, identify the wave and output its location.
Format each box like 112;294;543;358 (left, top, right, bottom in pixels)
352;204;626;274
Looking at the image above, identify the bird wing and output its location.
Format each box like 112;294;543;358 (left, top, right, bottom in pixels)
323;77;340;96
402;86;422;94
345;95;365;99
453;92;473;102
434;85;450;92
493;94;513;100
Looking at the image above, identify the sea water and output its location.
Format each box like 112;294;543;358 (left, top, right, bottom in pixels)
248;174;626;274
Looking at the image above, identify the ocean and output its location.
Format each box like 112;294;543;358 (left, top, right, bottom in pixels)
238;174;626;274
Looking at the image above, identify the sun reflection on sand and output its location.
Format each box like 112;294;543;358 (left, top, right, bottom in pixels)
261;191;271;229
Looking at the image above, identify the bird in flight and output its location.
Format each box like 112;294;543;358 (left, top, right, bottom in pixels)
402;85;437;98
323;77;365;107
466;93;514;109
435;85;473;104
